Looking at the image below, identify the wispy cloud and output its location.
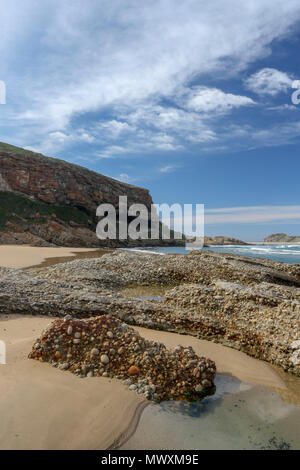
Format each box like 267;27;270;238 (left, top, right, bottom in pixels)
2;0;300;156
184;87;255;114
159;164;180;173
107;172;135;184
205;205;300;224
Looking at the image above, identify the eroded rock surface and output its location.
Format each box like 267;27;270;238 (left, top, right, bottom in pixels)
1;250;299;375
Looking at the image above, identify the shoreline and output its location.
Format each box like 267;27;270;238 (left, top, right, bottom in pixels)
0;242;299;271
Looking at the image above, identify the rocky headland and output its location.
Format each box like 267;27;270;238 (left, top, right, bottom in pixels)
1;249;299;377
263;233;300;244
204;236;248;246
0;142;183;248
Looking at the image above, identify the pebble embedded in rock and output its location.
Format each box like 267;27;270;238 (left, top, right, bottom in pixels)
91;348;100;356
100;354;109;364
129;384;138;391
128;366;140;376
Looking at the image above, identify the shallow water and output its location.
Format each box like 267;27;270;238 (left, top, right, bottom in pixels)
121;285;167;300
125;244;300;264
120;375;300;450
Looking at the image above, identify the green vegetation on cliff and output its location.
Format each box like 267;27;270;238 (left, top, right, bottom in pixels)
0;191;92;229
0;142;46;158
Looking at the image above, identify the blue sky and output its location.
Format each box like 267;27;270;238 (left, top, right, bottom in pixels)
1;0;300;240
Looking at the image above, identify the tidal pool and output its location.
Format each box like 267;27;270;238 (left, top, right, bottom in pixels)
120;375;300;450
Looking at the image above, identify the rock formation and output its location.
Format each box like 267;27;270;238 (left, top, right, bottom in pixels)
204;236;247;246
264;233;300;243
29;314;216;402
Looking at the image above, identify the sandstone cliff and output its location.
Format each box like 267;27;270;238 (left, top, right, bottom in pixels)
0;142;176;247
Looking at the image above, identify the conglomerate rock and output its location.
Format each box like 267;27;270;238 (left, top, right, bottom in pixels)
28;314;216;402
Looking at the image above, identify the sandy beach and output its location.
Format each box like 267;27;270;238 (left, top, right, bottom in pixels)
0;245;298;450
0;245;102;269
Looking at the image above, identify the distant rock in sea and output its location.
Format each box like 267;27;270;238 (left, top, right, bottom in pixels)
204;236;247;246
264;233;300;243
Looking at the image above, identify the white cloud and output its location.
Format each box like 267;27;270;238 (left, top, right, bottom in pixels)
267;104;298;111
117;173;131;183
123;104;218;146
171;205;300;237
3;0;300;154
245;68;293;96
24;129;95;155
159;164;179;173
97;145;129;159
185;87;255;113
205;205;300;224
95;120;135;137
109;172;134;183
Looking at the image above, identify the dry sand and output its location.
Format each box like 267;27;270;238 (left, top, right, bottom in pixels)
0;245;101;269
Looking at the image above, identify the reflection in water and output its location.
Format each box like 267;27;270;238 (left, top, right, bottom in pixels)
120;375;300;450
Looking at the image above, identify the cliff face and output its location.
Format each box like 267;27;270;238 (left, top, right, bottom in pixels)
0;148;152;214
0;143;157;247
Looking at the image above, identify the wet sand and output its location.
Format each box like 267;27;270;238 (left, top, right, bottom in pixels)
0;314;146;450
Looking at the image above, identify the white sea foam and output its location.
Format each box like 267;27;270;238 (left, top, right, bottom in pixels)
118;244;300;262
117;248;165;255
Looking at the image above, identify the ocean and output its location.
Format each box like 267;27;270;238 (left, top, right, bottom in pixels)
125;244;300;264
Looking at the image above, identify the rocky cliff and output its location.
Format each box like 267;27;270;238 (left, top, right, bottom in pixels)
0;142;172;247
